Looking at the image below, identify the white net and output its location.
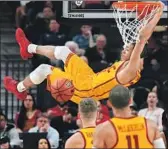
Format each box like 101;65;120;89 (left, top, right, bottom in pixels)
112;2;160;48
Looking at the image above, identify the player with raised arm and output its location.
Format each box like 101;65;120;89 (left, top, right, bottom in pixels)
3;1;164;104
93;85;166;148
65;98;97;148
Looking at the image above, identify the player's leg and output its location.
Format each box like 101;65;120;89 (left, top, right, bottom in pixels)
3;64;52;100
30;45;94;81
16;28;72;62
117;5;163;84
16;28;95;86
16;28;88;67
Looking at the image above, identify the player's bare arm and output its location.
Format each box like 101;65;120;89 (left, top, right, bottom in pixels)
146;119;166;148
93;123;106;148
93;121;117;148
65;132;85;148
116;2;164;85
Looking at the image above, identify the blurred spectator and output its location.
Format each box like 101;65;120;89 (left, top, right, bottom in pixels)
37;138;51;149
85;34;112;72
25;4;55;44
130;102;138;116
15;1;30;28
72;24;96;49
85;34;106;62
0;136;11;149
15;1;55;28
160;33;168;46
39;19;67;45
45;1;55;10
138;91;164;131
96;101;110;125
36;6;55;19
20;1;55;28
0;112;22;148
144;32;168;75
50;107;78;138
29;113;59;148
65;41;84;56
35;6;55;32
162;108;168;148
47;103;68;118
143;37;161;74
151;58;160;72
15;94;41;132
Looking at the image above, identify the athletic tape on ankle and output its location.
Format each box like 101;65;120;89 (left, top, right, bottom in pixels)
17;81;26;92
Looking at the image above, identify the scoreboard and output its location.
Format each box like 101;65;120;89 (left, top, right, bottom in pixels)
62;1;168;19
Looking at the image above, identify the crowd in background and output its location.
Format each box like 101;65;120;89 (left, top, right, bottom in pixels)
0;1;168;148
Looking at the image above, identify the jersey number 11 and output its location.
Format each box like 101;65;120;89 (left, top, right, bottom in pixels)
126;135;139;148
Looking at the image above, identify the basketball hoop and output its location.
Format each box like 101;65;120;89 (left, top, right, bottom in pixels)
112;1;161;48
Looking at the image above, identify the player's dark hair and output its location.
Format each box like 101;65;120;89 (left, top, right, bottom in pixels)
109;85;131;109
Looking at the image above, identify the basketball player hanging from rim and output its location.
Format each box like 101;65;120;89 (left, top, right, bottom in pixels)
4;1;164;104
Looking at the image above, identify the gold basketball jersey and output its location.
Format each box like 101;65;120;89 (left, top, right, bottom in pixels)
110;117;153;148
78;127;95;148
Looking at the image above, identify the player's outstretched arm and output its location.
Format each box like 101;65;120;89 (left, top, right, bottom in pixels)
129;2;164;70
139;2;164;42
116;2;164;84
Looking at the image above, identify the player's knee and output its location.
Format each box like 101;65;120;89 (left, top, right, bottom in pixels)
30;64;52;84
54;46;70;53
59;46;70;52
38;64;52;77
38;64;52;71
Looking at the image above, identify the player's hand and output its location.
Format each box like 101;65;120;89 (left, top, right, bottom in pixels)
156;5;164;17
158;1;165;11
138;5;164;43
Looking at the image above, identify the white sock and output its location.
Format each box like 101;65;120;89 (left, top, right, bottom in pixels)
54;46;72;63
28;44;37;53
17;81;26;92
